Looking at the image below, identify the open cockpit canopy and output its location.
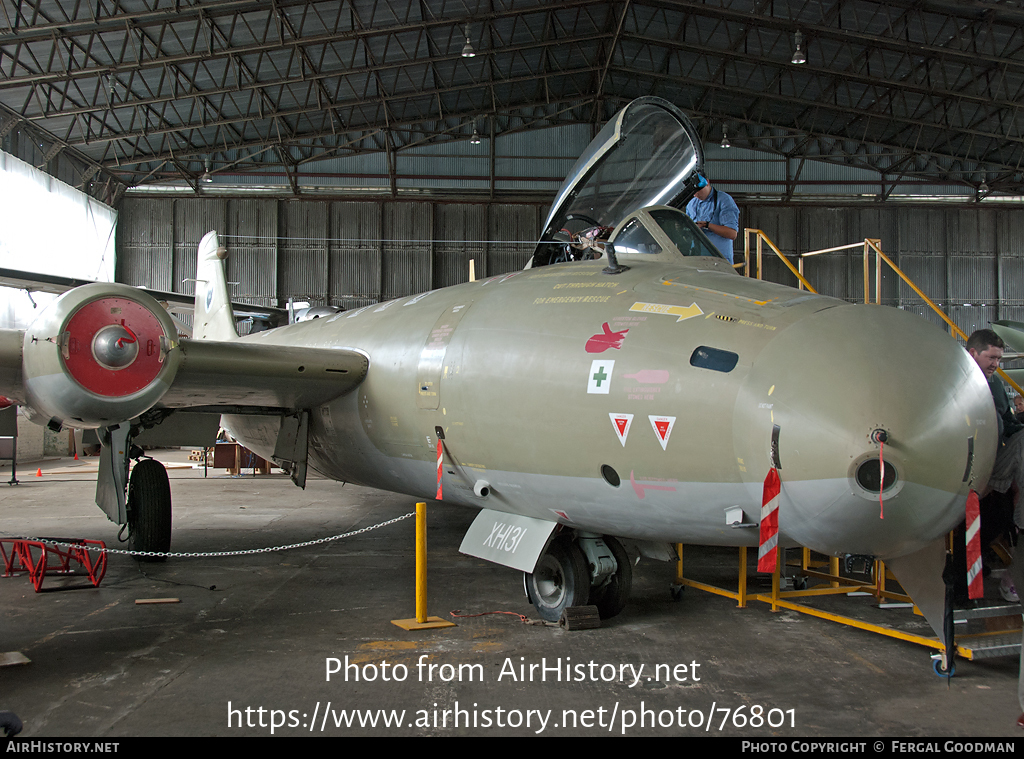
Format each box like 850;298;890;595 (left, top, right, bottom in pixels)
533;97;705;267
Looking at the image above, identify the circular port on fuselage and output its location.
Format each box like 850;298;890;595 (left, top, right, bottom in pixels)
601;465;620;487
855;458;898;493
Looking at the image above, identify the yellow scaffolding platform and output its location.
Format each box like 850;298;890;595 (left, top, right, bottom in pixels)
673;544;1021;665
720;229;1024;667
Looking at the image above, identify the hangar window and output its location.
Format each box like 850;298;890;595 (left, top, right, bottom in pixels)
690;346;738;373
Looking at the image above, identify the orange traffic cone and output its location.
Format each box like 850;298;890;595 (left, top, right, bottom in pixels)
35;468;41;477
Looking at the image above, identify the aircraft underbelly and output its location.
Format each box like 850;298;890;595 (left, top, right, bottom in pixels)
223;403;963;559
221;391;975;563
225;401;761;546
780;478;966;560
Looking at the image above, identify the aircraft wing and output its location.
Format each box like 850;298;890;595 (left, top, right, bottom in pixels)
993;320;1024;353
0;227;369;431
0;267;100;296
159;339;367;410
0;329;21;400
0;234;370;515
0;266;288;327
0;323;367;418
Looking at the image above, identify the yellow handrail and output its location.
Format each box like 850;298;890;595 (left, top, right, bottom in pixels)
742;229;817;293
741;229;1024;396
863;239;1024;397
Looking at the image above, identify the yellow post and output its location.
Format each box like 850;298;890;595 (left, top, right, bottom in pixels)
392;502;456;630
416;502;427;623
755;231;817;292
874;240;882;305
863;242;870;304
737;547;747;608
744;232;751;277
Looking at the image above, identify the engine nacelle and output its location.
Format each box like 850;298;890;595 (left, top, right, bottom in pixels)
22;283;181;429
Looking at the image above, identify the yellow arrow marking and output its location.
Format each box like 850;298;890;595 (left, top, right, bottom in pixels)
630;301;704;322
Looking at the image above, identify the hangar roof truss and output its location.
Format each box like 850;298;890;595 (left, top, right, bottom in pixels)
1;0;1021;203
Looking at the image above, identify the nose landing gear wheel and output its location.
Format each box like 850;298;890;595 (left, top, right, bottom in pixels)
525;539;590;622
127;458;172;562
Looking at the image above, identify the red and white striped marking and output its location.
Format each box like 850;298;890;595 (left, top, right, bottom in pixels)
965;489;983;600
878;441;885;519
758;467;781;573
435;439;443;501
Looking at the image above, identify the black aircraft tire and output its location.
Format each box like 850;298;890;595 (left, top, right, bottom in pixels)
526;539;590;623
127;458;172;561
590;536;632;620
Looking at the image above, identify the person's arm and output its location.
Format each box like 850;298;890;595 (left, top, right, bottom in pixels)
713;193;740;241
700;221;737;240
992;378;1024;442
1003;401;1024;440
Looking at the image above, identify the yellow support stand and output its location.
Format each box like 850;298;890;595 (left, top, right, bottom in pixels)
675;543;749;608
673;544;1020;659
392;502;456;631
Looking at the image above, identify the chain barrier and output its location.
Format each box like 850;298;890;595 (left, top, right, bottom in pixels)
2;512;416;560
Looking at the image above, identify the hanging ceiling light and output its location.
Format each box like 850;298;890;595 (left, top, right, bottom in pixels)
200;159;214;183
470;128;481;145
462;24;475;58
720;127;731;149
792;31;807;64
979;181;990;194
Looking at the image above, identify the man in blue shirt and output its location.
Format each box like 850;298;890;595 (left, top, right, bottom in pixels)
685;175;740;263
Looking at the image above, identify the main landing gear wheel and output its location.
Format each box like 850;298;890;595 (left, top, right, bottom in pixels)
589;536;632;620
525;539;590;622
127;458;172;562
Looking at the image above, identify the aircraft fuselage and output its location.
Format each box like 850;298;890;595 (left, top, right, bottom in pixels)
223;251;996;562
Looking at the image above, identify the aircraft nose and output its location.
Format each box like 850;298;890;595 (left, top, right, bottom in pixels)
734;303;997;559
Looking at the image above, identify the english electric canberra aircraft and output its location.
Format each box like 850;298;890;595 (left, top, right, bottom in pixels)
0;98;997;635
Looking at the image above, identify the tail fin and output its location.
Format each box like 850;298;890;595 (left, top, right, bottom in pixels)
193;231;238;341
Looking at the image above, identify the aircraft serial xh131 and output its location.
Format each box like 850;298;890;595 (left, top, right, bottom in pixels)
0;98;998;636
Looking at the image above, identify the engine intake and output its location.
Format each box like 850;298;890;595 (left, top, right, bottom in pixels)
23;284;181;428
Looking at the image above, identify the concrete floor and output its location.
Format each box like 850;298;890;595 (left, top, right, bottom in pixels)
1;450;1022;738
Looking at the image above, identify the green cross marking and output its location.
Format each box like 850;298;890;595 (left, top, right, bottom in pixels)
592;366;608;386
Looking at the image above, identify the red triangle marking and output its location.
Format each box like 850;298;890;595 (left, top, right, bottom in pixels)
615;418;628;434
655;420;670;439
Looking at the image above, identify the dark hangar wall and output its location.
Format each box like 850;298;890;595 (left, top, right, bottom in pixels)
116;196;545;311
117;196;1024;340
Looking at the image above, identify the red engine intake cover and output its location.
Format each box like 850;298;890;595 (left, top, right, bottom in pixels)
62;297;166;397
